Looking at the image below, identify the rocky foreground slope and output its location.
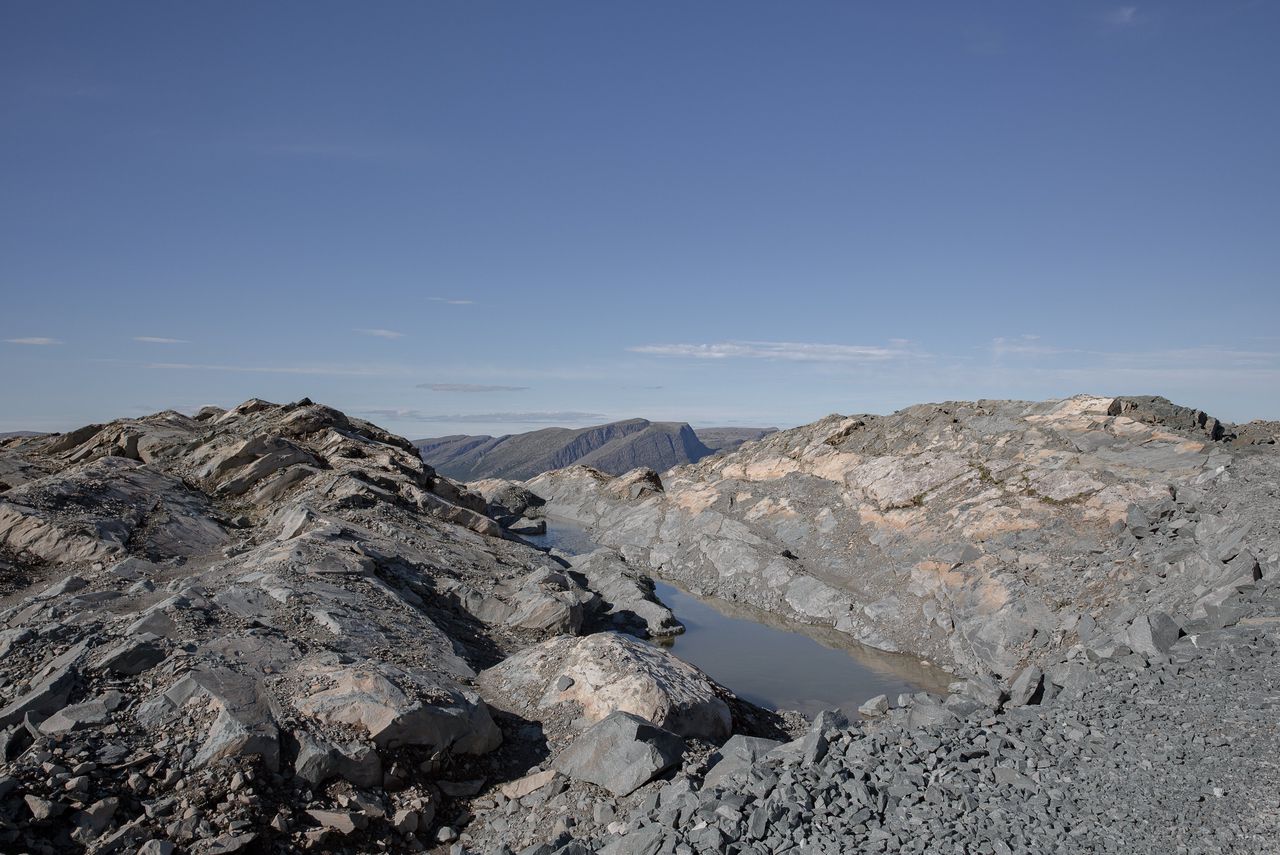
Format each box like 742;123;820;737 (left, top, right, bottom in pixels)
0;394;1276;855
0;399;737;853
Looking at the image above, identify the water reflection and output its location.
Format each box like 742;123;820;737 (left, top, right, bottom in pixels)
524;517;951;717
654;581;951;717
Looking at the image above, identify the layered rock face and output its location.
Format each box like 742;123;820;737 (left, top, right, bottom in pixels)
0;398;731;853
530;395;1280;679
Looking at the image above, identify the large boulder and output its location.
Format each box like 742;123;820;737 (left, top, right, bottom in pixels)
503;568;597;634
461;567;599;635
553;711;684;796
293;659;501;755
291;731;382;788
468;478;547;519
571;549;683;638
477;632;731;741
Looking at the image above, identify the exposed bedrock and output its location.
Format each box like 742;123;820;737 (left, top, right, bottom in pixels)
529;395;1278;679
1;393;1275;854
0;397;747;852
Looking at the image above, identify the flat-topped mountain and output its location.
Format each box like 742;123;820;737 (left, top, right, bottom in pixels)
415;419;776;481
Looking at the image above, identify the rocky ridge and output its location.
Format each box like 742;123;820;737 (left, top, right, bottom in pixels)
528;395;1278;679
468;394;1280;854
0;399;756;853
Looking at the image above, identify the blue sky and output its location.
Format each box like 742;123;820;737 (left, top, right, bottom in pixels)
3;2;1278;437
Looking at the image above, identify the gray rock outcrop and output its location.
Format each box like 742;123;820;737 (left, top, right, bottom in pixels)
0;398;736;853
528;395;1271;679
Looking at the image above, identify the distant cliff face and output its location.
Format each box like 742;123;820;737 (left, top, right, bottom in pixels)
694;427;778;454
415;419;774;481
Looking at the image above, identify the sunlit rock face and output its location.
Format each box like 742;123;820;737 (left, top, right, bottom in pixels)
530;395;1269;678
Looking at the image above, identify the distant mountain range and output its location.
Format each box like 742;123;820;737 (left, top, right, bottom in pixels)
415;419;777;481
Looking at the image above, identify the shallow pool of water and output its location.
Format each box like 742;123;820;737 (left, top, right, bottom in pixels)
653;582;950;717
523;518;600;557
525;517;950;717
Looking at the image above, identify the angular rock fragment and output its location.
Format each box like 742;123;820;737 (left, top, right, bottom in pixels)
858;694;890;718
38;695;116;735
500;769;560;800
703;735;782;787
26;794;63;820
0;664;77;728
554;711;684;796
305;809;368;834
1127;613;1183;657
1007;665;1044;706
97;635;167;675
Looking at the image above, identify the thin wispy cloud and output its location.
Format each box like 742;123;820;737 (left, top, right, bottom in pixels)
989;336;1280;368
360;409;606;424
990;335;1075;357
1104;6;1140;27
428;297;476;306
133;336;188;344
354;328;405;339
629;340;913;363
224;133;420;162
18;80;116;101
146;362;386;377
1097;346;1280;369
418;383;530;393
5;337;61;346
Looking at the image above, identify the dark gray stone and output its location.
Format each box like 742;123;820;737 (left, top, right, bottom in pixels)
554;711;684;796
